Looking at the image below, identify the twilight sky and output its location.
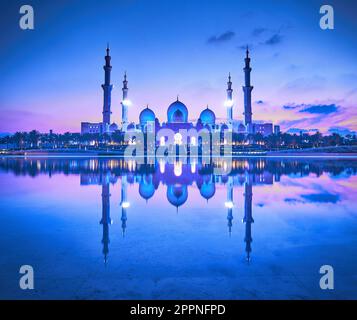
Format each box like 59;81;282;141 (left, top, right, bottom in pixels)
0;0;356;134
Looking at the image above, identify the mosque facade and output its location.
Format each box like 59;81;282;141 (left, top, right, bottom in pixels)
81;46;277;138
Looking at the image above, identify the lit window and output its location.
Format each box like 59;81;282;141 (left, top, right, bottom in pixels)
160;136;165;146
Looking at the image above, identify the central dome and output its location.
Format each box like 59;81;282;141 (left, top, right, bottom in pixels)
199;106;216;125
167;99;188;123
167;184;188;208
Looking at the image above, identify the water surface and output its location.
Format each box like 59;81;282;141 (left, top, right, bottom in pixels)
0;157;356;299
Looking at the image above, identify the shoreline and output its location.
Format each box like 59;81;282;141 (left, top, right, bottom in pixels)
1;150;357;158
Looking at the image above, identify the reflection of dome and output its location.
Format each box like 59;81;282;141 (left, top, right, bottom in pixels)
200;182;216;200
139;179;155;201
167;184;188;208
221;175;229;184
127;123;135;130
139;106;155;125
167;99;188;123
199;107;216;125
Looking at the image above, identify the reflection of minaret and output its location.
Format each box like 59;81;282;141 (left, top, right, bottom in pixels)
225;176;234;235
242;47;253;129
102;44;113;126
243;181;254;262
121;73;129;131
120;175;129;236
226;73;233;125
100;182;111;264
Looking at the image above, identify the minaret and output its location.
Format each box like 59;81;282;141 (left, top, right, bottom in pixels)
120;175;128;236
226;73;234;125
102;44;113;127
242;47;253;128
121;72;129;131
100;182;111;264
226;176;234;235
243;181;254;262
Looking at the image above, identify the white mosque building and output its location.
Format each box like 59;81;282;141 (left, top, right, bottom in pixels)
81;46;277;137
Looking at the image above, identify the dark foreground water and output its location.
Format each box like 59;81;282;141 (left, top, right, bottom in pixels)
0;156;356;299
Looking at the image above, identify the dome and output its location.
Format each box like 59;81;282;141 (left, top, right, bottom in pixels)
139;177;155;200
167;99;188;123
139;106;155;125
127;122;135;130
238;123;246;132
167;184;188;208
109;123;118;131
200;182;216;201
199;107;216;125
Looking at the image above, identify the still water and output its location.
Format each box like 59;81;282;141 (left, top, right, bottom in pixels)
0;156;356;299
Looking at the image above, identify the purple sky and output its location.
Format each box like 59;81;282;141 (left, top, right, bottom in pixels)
0;0;356;134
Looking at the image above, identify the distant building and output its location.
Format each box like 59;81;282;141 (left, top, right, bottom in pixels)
274;125;281;135
81;122;106;134
253;123;273;136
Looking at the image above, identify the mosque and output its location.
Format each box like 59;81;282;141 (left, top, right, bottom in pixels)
81;45;278;137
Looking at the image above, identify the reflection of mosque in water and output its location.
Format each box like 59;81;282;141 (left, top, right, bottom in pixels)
1;157;355;263
85;159;271;264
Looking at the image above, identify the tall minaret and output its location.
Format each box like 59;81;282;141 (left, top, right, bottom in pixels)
243;181;254;262
121;72;129;131
102;44;113;126
226;73;234;125
100;182;111;264
242;47;253;128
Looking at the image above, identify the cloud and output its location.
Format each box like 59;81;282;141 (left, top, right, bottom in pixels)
278;100;355;135
237;33;283;51
264;33;283;45
286;128;318;134
282;103;340;115
299;104;339;115
252;28;267;37
284;198;304;204
283;105;299;110
207;31;235;44
285;193;340;204
301;193;340;204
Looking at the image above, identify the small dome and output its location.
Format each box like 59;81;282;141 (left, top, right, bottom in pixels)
200;182;216;200
139;106;155;125
238;123;246;131
139;177;155;200
109;123;118;131
167;99;188;123
127;123;135;130
199;107;216;125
